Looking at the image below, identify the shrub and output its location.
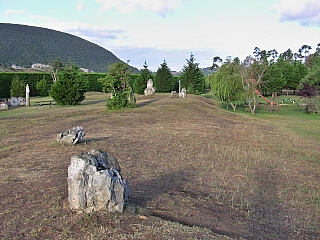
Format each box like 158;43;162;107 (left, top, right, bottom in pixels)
10;76;25;97
50;64;86;105
36;76;50;96
101;62;136;110
106;92;128;110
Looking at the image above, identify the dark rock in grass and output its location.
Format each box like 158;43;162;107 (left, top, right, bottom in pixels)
68;149;130;213
56;126;85;144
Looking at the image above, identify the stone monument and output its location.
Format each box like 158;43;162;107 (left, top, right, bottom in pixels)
180;87;187;98
68;149;130;213
26;84;30;106
144;79;156;95
171;91;178;98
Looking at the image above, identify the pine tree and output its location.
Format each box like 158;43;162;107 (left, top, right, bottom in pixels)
155;60;173;92
180;53;205;95
134;61;153;94
50;63;86;105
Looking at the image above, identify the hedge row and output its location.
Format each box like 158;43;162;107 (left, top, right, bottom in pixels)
0;72;53;98
0;72;181;98
0;72;108;98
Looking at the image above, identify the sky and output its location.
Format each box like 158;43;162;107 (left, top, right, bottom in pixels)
1;0;320;72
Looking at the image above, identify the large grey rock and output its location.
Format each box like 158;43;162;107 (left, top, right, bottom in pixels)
0;102;9;111
68;149;129;213
179;87;187;98
57;126;85;144
171;91;177;98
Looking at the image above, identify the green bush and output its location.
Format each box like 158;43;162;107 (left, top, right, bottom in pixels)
50;65;86;105
106;92;128;110
100;62;136;110
10;76;25;97
36;76;50;96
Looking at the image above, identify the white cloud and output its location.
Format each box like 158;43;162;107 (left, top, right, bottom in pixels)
77;0;86;11
273;0;320;26
95;0;186;16
5;10;28;15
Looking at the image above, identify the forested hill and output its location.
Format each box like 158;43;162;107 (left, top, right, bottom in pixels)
0;23;135;72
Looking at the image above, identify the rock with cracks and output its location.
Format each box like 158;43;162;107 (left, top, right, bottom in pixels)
56;126;85;144
68;149;130;213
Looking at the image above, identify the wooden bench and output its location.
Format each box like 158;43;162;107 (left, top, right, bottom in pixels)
36;100;56;109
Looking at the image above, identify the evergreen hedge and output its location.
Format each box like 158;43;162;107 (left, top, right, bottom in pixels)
0;72;52;98
0;72;140;98
84;73;107;92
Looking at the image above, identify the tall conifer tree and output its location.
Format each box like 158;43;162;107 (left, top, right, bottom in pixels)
155;60;173;92
180;53;205;95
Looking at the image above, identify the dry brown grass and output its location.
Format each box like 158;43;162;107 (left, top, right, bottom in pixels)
0;92;319;239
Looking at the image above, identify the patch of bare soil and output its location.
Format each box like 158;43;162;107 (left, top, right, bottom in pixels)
0;93;320;239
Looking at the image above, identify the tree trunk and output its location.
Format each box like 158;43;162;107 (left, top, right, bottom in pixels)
230;102;237;112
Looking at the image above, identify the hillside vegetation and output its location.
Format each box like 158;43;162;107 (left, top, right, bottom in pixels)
0;23;135;72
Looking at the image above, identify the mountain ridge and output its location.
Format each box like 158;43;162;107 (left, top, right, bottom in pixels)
0;23;138;72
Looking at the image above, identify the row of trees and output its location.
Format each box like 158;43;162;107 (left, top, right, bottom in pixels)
208;44;320;114
24;52;205;110
100;53;206;109
133;53;206;95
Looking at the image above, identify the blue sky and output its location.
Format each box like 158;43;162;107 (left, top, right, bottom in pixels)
1;0;320;71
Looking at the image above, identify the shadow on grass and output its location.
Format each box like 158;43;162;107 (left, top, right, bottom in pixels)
81;99;106;105
247;164;292;239
129;167;246;238
136;98;159;108
81;137;110;143
129;168;191;207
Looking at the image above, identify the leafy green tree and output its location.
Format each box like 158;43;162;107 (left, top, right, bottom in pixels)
100;62;136;110
299;57;320;88
155;60;173;92
211;56;222;69
298;44;312;62
134;61;153;94
36;76;50;96
280;48;294;61
262;62;285;93
180;53;205;95
305;43;320;68
288;60;308;91
276;49;308;92
10;76;25;97
209;57;245;111
50;63;86;105
240;54;268;114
